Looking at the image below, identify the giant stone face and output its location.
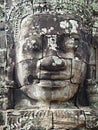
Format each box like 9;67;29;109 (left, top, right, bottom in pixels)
15;13;87;108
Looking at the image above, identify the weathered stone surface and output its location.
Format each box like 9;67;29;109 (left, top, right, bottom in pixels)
0;0;97;130
0;50;6;67
0;87;9;110
7;110;52;130
0;111;7;130
83;108;98;129
52;109;85;130
9;11;88;109
96;49;98;80
4;109;98;130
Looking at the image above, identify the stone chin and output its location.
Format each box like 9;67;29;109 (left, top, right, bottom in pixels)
20;79;79;102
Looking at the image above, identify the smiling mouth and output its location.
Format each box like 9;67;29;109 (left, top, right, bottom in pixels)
34;79;70;89
37;71;72;80
33;70;72;89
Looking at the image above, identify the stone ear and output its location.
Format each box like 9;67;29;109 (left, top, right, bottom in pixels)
6;44;15;82
7;62;15;81
92;35;98;47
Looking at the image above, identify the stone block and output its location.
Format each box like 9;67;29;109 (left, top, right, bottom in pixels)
0;87;9;109
0;31;6;49
7;110;52;130
52;109;85;130
0;50;6;67
0;21;4;31
0;67;5;80
0;111;7;127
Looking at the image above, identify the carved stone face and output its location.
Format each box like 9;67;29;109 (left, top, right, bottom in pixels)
15;13;87;107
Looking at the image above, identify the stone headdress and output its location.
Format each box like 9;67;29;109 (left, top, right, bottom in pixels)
5;0;93;75
5;0;93;43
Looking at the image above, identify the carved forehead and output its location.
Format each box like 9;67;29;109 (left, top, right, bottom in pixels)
21;13;79;36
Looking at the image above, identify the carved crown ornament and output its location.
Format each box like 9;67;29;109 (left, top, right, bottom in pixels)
5;0;94;42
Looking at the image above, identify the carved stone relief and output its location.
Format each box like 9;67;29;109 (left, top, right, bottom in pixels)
12;13;88;109
0;0;98;129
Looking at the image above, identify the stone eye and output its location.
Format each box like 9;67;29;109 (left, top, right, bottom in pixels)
74;38;80;49
23;39;40;52
27;75;34;84
74;37;79;42
23;41;31;51
56;34;66;52
32;42;40;51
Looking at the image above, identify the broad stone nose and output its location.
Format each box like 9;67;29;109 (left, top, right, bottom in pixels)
45;48;58;57
37;34;66;71
37;55;65;71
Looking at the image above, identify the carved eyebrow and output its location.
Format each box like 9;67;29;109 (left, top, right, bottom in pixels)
15;59;37;66
70;33;79;37
57;33;66;40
